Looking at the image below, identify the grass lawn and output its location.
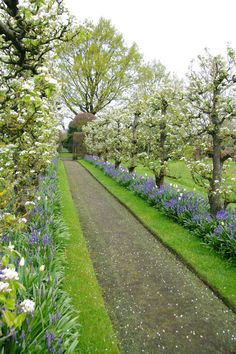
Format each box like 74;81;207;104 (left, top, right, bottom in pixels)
116;159;236;208
59;152;73;158
58;160;120;354
80;159;236;312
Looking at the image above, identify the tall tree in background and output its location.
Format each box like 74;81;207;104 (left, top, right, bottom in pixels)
57;17;142;115
186;48;236;216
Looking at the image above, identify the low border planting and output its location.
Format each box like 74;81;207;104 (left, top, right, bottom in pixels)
81;157;236;311
1;163;79;353
85;156;236;261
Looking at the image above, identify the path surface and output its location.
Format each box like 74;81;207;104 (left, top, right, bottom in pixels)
64;160;236;354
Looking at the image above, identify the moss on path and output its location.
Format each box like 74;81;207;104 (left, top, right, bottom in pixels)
64;160;236;354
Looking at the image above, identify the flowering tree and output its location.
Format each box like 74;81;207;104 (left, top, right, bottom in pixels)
0;0;73;228
140;75;186;187
104;108;129;168
120;98;146;173
185;48;236;216
83;116;111;159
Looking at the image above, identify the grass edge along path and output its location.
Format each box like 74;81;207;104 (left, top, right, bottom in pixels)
80;159;236;313
58;160;120;354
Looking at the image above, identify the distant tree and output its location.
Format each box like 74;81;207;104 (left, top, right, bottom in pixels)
185;48;236;216
57;17;142;115
64;112;96;152
83;117;110;159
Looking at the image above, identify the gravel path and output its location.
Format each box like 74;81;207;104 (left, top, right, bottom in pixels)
63;160;236;354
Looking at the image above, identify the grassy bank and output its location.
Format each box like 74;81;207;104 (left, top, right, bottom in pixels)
80;159;236;312
58;160;119;354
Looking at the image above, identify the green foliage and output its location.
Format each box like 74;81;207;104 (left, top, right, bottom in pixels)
57;17;142;114
0;167;78;354
64;113;96;152
1;164;80;352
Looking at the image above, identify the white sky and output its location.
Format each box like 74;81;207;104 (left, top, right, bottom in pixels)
64;0;236;79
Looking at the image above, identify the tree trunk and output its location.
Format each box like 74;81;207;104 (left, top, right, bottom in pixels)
115;160;121;169
128;165;136;173
154;100;168;188
155;165;166;188
208;133;223;216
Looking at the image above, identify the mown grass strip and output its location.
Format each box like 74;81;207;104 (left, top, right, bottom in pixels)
80;159;236;312
58;160;120;354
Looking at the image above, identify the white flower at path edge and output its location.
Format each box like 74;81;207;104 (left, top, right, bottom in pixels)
8;242;15;252
0;281;11;293
1;268;19;280
19;218;27;223
20;299;35;314
19;257;25;266
25;201;35;207
39;265;45;272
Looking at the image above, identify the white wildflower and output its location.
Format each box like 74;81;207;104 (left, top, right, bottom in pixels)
1;268;19;281
39;265;45;272
8;242;15;252
19;257;25;266
25;201;35;206
0;281;11;293
20;299;35;314
19;218;27;223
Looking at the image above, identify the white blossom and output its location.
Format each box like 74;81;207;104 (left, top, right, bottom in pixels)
8;242;15;252
1;268;19;281
20;299;35;313
19;257;25;266
39;265;45;272
0;281;11;293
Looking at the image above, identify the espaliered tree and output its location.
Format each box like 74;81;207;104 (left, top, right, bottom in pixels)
105;108;127;168
0;0;73;227
140;75;186;187
185;48;236;216
84;116;111;160
57;17;142;115
122;98;145;173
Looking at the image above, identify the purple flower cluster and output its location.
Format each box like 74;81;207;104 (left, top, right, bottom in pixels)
45;330;64;353
85;156;236;260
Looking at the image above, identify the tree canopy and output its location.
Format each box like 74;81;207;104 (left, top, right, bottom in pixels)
57;17;142;115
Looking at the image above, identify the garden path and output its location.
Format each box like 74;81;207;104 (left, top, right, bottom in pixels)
63;160;236;354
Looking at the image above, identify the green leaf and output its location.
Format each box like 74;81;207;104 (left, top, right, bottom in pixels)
3;310;15;328
45;88;52;97
14;313;26;329
0;294;6;304
5;298;15;311
2;255;8;267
